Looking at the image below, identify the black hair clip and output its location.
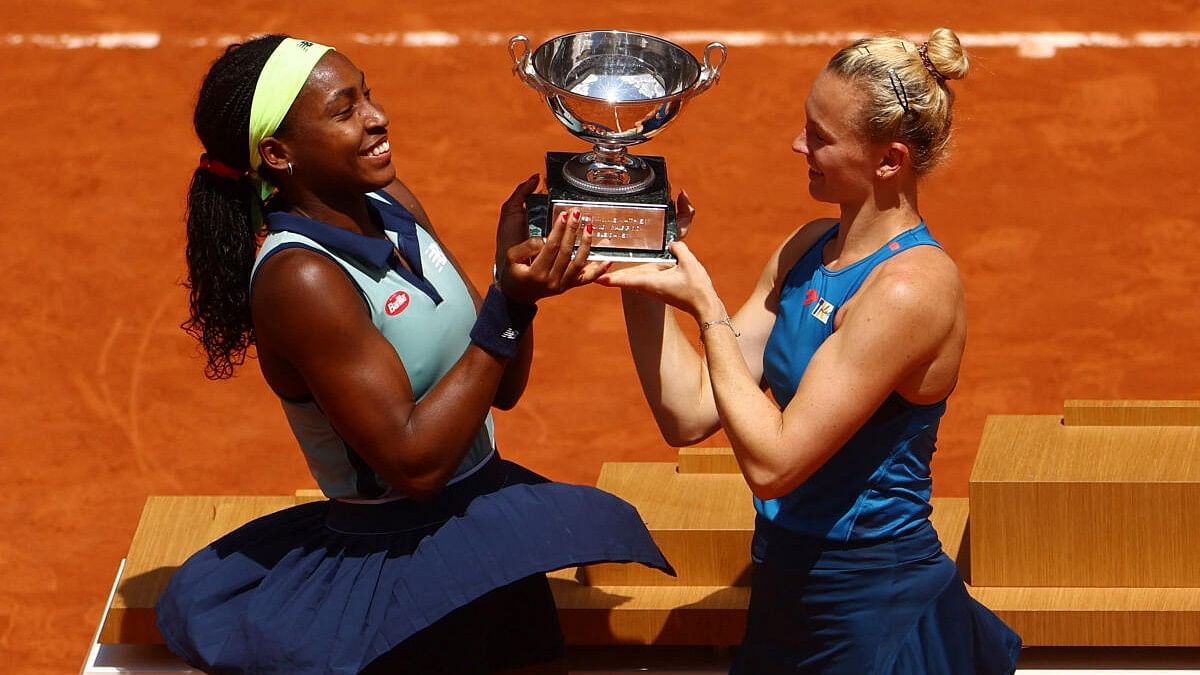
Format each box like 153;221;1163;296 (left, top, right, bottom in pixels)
887;67;911;114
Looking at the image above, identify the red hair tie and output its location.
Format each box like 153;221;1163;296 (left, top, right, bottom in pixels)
199;153;246;181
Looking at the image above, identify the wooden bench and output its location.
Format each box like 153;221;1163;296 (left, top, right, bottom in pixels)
968;400;1200;645
99;452;965;647
98;400;1200;650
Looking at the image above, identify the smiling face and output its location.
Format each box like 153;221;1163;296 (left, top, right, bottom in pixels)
273;51;395;198
792;70;881;205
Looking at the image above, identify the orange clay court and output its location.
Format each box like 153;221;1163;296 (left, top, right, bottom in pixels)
1;2;1199;673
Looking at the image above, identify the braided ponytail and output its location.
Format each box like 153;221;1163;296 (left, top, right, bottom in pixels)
182;34;287;379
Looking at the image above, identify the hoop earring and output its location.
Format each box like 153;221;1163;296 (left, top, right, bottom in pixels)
286;162;294;176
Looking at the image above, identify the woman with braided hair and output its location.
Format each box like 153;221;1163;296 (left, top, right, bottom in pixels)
600;28;1022;673
158;34;672;674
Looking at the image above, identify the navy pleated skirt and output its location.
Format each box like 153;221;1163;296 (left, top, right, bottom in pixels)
156;454;674;674
730;516;1021;675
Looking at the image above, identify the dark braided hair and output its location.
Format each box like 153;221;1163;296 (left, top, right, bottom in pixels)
183;34;288;379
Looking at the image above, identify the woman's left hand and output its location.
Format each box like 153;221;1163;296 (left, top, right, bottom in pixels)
494;174;540;268
596;241;724;322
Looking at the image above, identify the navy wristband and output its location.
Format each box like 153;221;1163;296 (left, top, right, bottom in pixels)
470;285;537;359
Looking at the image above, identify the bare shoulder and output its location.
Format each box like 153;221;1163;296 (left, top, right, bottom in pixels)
753;216;840;293
779;218;838;265
252;247;369;342
882;244;961;293
862;245;963;326
735;218;840;324
254;247;354;300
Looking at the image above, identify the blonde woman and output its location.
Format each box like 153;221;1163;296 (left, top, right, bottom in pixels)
600;29;1021;673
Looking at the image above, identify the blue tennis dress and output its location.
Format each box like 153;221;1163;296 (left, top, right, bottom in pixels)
155;192;673;674
730;223;1021;674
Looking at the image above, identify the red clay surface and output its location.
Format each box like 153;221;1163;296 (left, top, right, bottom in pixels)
2;2;1199;672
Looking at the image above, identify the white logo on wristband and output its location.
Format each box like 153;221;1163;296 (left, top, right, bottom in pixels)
501;328;518;340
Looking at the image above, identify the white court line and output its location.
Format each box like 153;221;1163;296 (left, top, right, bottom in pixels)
5;30;1200;58
3;31;160;49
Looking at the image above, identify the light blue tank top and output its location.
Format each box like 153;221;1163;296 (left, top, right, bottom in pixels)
251;191;494;499
760;222;946;541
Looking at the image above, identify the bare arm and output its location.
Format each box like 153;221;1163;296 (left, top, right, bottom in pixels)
697;246;961;499
602;237;961;501
605;222;830;446
615;254;779;446
253;252;507;501
253;194;599;500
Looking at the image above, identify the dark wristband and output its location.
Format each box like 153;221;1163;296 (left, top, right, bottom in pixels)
470;285;537;359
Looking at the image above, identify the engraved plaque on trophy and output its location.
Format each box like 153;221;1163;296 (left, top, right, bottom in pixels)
509;30;727;261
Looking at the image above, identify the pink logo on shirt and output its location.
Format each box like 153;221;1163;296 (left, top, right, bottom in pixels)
803;289;819;306
385;290;410;316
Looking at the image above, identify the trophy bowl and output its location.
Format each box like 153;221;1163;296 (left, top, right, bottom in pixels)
510;30;727;195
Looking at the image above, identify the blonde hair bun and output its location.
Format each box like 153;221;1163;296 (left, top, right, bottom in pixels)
924;27;969;81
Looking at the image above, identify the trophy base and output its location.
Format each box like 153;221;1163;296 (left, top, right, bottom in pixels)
561;151;656;195
526;151;678;263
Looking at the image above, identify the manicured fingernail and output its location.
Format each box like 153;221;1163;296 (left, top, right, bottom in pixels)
586;221;593;234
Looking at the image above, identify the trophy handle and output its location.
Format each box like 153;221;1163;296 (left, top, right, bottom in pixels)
692;42;728;96
508;34;544;94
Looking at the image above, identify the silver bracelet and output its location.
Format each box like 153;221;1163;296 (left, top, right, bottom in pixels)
699;316;741;338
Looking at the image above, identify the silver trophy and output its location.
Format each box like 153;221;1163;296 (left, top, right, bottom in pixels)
509;30;727;261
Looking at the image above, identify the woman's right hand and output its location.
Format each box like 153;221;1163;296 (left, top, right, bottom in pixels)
675;189;695;239
596;241;725;323
494;178;610;304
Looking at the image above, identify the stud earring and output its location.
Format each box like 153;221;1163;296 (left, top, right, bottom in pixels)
286;162;294;176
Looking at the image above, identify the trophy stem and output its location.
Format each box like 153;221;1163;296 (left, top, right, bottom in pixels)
562;144;656;195
592;144;629;167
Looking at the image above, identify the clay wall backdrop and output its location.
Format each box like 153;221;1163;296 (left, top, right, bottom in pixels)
1;2;1198;672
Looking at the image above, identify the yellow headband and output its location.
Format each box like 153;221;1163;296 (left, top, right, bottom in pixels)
248;38;335;202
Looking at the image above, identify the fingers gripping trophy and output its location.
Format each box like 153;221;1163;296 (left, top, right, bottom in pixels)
509;30;727;261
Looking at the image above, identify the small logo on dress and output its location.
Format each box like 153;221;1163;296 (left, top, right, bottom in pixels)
501;328;519;340
811;298;835;324
385;290;410;316
803;288;819;306
889;241;901;252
